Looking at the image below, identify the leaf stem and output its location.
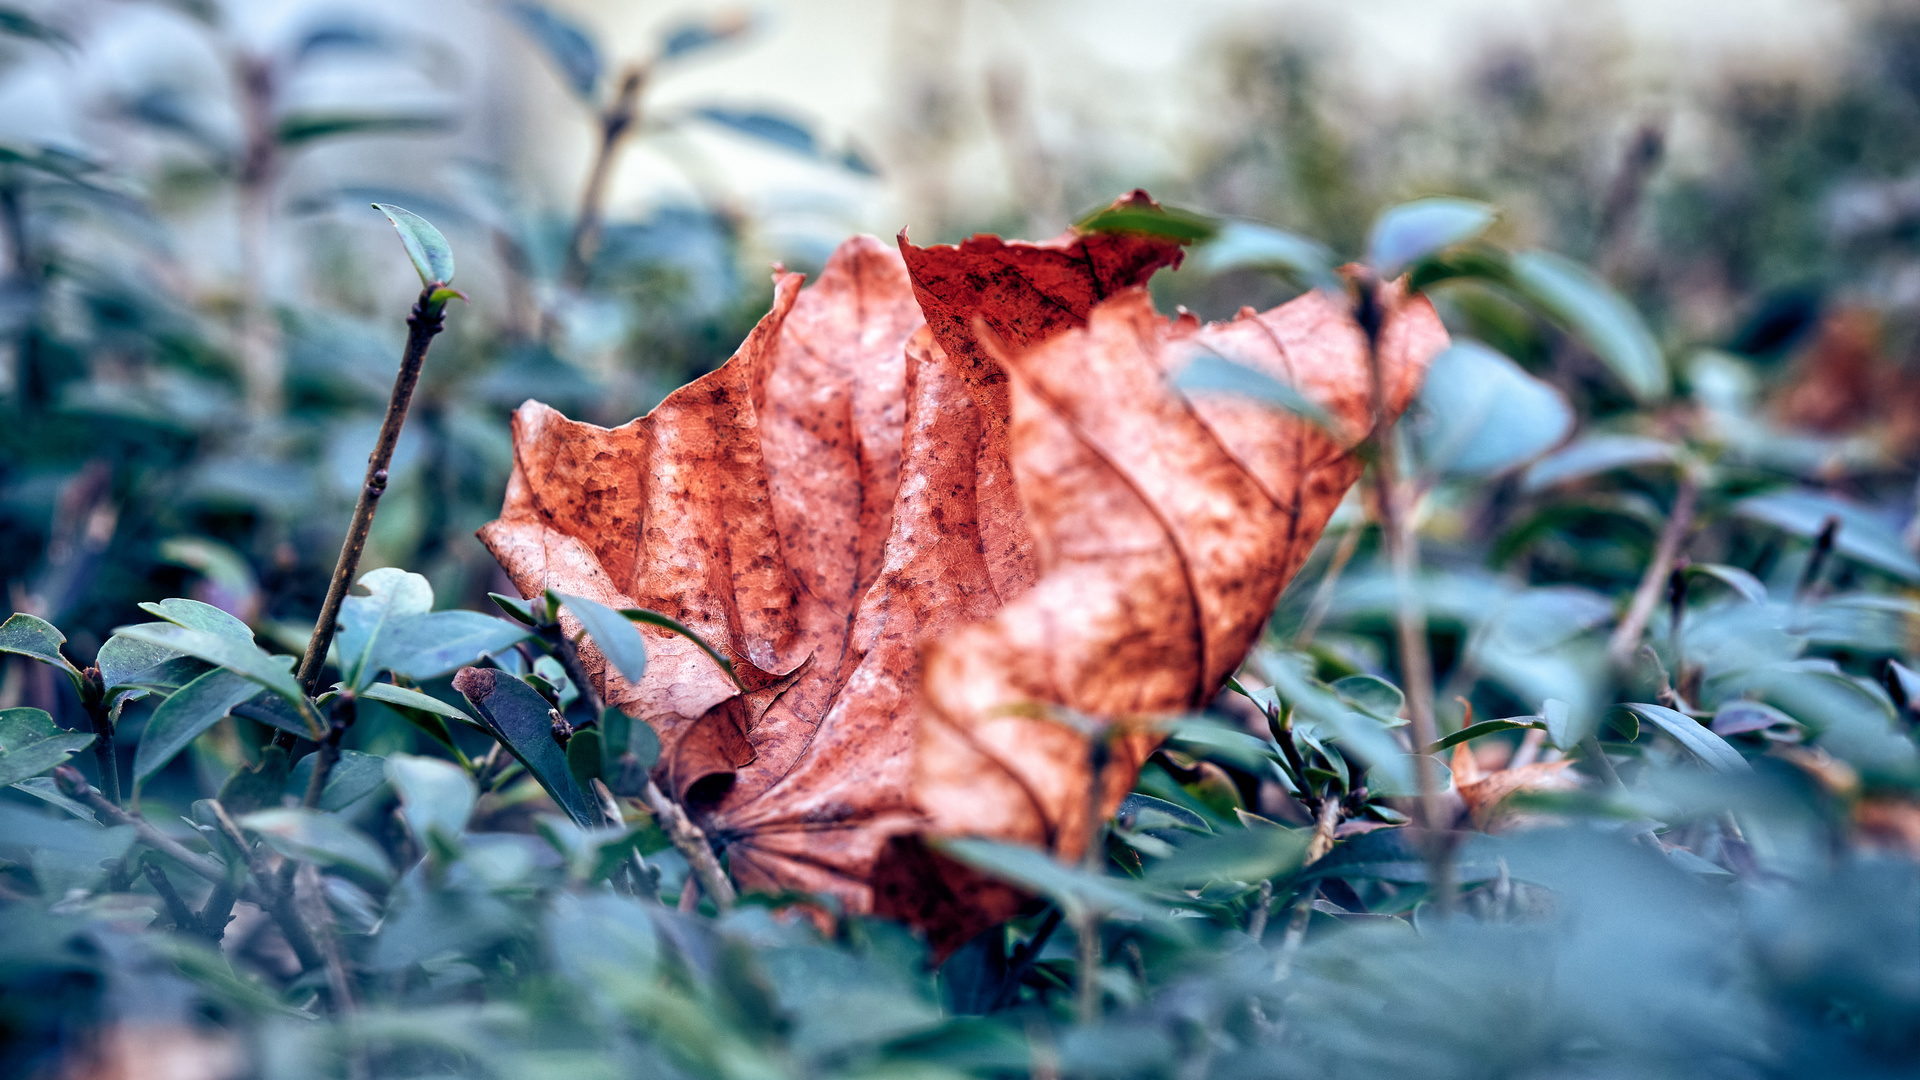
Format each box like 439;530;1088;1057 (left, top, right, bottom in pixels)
142;860;197;931
78;667;121;808
563;66;647;290
644;777;737;910
294;288;450;697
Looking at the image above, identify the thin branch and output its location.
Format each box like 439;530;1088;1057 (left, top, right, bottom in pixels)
57;766;223;882
644;777;736;911
295;288;450;695
1292;524;1363;648
1074;738;1111;1026
1607;474;1699;669
300;694;355;810
142;861;197;931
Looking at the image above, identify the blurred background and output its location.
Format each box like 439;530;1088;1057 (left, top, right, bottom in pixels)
4;0;1918;736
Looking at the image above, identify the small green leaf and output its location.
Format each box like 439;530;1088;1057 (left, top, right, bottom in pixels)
1710;701;1798;736
567;727;604;791
1521;433;1679;492
110;623;313;727
1734;490;1920;583
618;607;743;689
1074;202;1217;243
336;568;433;691
489;592;539;626
1143;821;1309;887
555;591;648;684
357;682;478;727
1191;220;1342;292
1616;703;1750;773
279;112;451;146
1508;250;1667;404
504;0;601;98
386;754;476;850
1331;675;1406;722
1542;697;1595;752
935;837;1162;921
1426;717;1546;754
1684;563;1768;605
132;668;259;790
1408;342;1573;478
372;203;455;287
138;598;255;642
1165;719;1280;772
240;808;394;881
0;708;95;787
372;611;532;681
1174;354;1336;431
1367;197;1496;278
96;632;209;697
288;749;389;811
0;613;81;683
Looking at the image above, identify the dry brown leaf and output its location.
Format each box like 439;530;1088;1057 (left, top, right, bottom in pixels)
1450;742;1581;830
477;195;1446;948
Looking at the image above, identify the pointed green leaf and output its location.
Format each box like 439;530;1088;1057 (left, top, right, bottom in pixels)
1191;220;1342;293
0;708;94;787
372;203;455;286
936;837;1163;921
555;592;648;683
1174;353;1335;431
0;613;81;682
96;631;211;696
1143;820;1309;886
1617;702;1750;773
288;749;390;812
1368;197;1496;278
110;623;313;730
1508;250;1667;403
239;808;393;881
372;611;532;681
1426;717;1546;754
452;668;597;828
618;607;743;689
386;754;476;848
357;682;477;727
337;568;434;690
138;598;254;642
132;668;259;789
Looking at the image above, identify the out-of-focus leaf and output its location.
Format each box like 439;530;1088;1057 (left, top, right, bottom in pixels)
1427;717;1544;753
278;113;451;148
372;611;532;681
1715;663;1914;774
1710;701;1798;736
1734;490;1920;582
504;0;601;98
1365;754;1454;798
0;614;80;681
1165;719;1280;772
1684;563;1768;605
337;568;434;690
489;591;537;626
372;203;457;287
1543;697;1595;752
936;837;1163;921
1074;202;1217;243
1368;197;1496;278
1116;793;1211;835
288;749;388;811
1509;250;1668;403
240;808;394;880
1888;660;1920;713
110;623;310;717
1331;675;1406;721
547;892;658;986
1409;341;1573;477
451;668;597;828
1174;353;1336;430
1143;820;1308;886
0;708;94;787
554;591;647;683
1522;433;1680;491
658;12;753;60
10;776;95;820
132;668;257;790
387;754;476;850
691;107;819;156
1191;220;1342;292
1617;703;1750;773
0;8;74;50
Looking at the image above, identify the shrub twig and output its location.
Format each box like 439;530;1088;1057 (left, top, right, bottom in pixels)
1607;474;1699;669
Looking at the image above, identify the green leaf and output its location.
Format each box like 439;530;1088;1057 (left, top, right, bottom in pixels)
1073;202;1216;243
387;754;476;850
132;668;259;790
96;632;209;697
110;623;312;726
1616;703;1750;773
1367;197;1496;278
555;591;648;683
1190;220;1342;292
489;592;539;626
0;613;81;682
0;708;95;787
336;568;434;690
0;8;76;51
1143;821;1309;886
239;808;394;881
138;598;255;642
1364;754;1453;798
1426;717;1545;753
372;203;456;287
1734;490;1920;583
372;611;531;681
288;749;390;812
1542;697;1596;752
357;682;478;727
10;776;97;821
1507;250;1668;403
935;837;1163;921
1331;675;1406;722
567;727;604;792
1409;342;1573;478
452;668;598;828
278;112;451;147
1173;353;1336;431
1164;719;1280;771
1684;563;1768;605
504;0;601;98
1710;700;1798;736
618;607;742;689
1521;433;1680;492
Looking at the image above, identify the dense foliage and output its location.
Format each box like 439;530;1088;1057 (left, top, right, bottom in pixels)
3;4;1919;1080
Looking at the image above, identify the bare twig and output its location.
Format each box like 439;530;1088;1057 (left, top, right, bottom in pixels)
1352;270;1448;910
1607;474;1700;669
1276;798;1344;978
1596;118;1667;282
644;777;736;911
562;66;647;290
1246;879;1274;942
294;289;450;696
57;767;223;883
1292;523;1363;648
1074;738;1111;1026
142;861;197;931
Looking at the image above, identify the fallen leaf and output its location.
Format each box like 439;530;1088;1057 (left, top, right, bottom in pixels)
1450;742;1580;830
477;194;1445;949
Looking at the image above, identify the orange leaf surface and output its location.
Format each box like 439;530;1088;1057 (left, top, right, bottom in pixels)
476;194;1447;948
